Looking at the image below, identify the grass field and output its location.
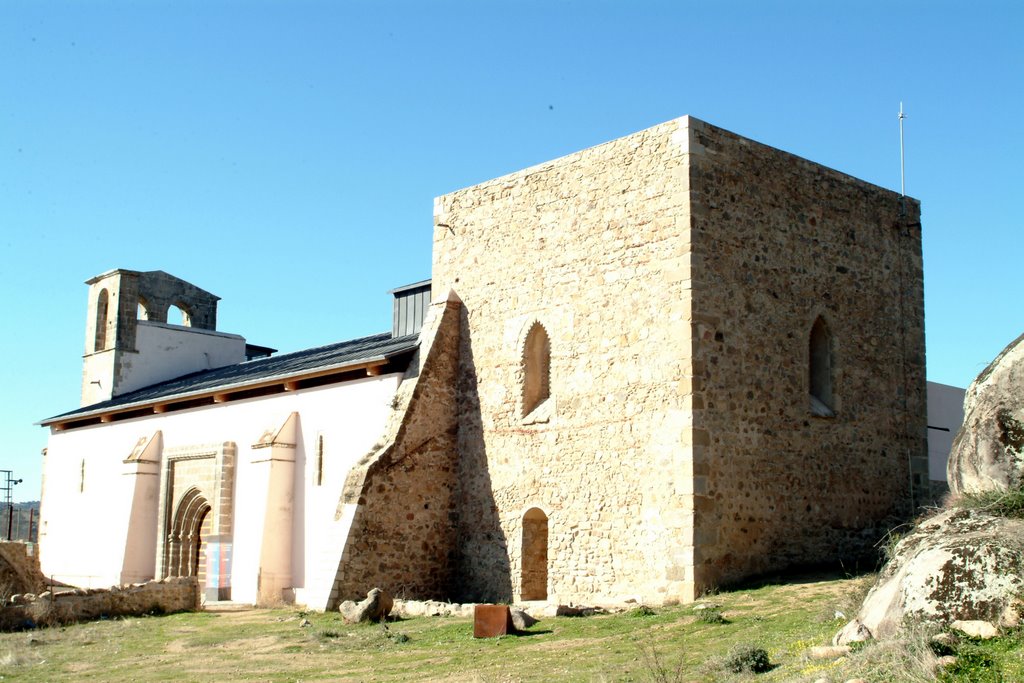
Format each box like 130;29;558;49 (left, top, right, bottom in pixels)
1;572;1021;682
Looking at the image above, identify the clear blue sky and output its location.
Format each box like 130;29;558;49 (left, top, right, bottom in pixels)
2;1;1021;501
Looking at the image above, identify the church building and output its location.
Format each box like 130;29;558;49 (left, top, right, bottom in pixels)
39;116;927;608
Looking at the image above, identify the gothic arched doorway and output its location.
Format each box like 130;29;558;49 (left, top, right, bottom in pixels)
166;488;212;580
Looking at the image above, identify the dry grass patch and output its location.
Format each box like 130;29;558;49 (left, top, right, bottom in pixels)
4;570;1016;682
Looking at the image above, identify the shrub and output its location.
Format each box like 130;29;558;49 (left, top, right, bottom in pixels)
696;607;728;625
628;605;656;618
724;645;770;674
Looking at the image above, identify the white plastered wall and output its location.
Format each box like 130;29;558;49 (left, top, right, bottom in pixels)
926;381;966;482
117;322;247;395
41;372;401;602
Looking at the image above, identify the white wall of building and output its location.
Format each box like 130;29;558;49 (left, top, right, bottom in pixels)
41;372;401;603
927;381;967;482
117;322;247;395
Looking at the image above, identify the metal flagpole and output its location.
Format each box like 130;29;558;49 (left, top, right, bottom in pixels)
898;102;907;196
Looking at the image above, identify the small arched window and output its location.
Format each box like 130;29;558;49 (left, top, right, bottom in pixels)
522;322;551;419
809;316;835;417
94;289;109;352
137;296;150;320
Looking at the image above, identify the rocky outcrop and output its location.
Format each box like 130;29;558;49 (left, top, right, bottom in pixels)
836;332;1024;645
948;333;1024;495
834;508;1024;644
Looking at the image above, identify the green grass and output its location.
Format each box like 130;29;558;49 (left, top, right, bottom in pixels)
958;487;1024;518
0;573;1020;682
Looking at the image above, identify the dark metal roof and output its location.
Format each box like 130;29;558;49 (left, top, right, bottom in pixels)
42;332;418;425
388;279;431;295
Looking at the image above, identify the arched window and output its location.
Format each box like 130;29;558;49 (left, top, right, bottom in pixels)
521;508;548;600
93;289;109;352
809;317;835;417
137;296;150;320
522;322;551;418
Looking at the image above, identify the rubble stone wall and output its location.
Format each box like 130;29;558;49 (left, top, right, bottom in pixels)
432;115;926;605
434;118;697;604
686;120;927;589
1;577;199;630
332;296;462;603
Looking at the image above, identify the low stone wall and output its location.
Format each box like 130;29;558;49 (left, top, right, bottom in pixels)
0;541;46;595
1;576;199;630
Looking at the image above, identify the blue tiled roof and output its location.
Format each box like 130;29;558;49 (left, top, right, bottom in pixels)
42;332;418;424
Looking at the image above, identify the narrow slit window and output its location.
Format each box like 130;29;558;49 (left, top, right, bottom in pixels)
315;434;325;486
809;317;835;417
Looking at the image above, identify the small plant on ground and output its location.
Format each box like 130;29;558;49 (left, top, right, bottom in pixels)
380;620;409;644
724;644;771;674
959;486;1024;518
876;522;914;563
937;645;998;682
634;638;684;683
695;606;728;624
628;605;656;618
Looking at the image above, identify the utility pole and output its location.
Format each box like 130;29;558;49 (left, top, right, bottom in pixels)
1;470;22;541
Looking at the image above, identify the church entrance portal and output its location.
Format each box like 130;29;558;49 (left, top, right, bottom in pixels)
166;488;212;581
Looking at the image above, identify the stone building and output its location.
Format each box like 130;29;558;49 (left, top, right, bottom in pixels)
39;116;927;607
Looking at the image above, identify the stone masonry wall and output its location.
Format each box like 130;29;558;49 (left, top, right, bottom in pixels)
332;295;462;603
434;119;697;604
684;120;927;589
433;115;926;605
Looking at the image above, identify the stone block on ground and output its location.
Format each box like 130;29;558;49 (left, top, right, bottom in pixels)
509;607;539;630
339;588;394;624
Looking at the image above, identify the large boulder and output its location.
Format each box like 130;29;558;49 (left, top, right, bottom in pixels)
948;333;1024;495
834;507;1024;644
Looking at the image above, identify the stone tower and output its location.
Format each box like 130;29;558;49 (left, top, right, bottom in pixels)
432;115;927;604
80;269;240;406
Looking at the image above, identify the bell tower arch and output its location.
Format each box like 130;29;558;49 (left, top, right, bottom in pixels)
79;269;228;407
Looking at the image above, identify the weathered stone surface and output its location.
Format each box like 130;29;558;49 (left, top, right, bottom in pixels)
434;115;925;605
331;297;462;605
834;508;1024;644
0;577;198;631
950;619;999;639
339;588;393;624
808;645;851;659
0;542;46;596
832;618;872;645
948;333;1024;495
391;599;474;618
509;607;539;630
